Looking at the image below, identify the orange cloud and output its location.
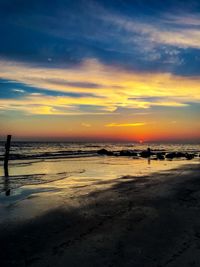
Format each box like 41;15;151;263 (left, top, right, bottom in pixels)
106;122;145;127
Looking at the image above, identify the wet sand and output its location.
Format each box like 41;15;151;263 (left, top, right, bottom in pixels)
0;163;200;267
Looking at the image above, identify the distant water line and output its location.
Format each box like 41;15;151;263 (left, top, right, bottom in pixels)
0;142;199;161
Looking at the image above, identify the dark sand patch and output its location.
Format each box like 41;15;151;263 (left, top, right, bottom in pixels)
0;164;200;267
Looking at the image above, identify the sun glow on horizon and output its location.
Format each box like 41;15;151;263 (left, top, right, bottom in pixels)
0;1;200;142
0;59;199;142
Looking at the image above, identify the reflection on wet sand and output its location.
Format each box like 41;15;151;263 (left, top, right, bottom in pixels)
0;156;198;220
0;156;198;198
3;175;10;196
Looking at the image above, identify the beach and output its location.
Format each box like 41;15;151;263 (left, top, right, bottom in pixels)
1;0;200;266
0;157;200;267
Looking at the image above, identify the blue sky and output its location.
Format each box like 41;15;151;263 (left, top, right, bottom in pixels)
0;0;200;141
1;0;200;75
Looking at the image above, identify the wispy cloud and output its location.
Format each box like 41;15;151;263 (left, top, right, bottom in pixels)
164;13;200;26
106;122;145;127
100;12;200;49
12;89;25;93
29;93;43;96
81;123;91;127
0;59;199;115
40;79;103;89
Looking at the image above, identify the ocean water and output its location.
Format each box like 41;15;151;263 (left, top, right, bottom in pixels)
0;141;199;160
0;142;199;199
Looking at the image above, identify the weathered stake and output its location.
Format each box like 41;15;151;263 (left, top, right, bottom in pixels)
4;135;11;177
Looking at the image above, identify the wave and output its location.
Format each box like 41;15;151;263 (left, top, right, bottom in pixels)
0;169;85;194
0;142;199;161
0;151;98;161
0;149;199;162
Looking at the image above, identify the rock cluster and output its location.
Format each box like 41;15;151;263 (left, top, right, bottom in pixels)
97;148;197;160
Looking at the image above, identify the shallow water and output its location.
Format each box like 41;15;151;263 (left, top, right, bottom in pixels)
0;142;199;225
0;156;198;195
0;156;198;203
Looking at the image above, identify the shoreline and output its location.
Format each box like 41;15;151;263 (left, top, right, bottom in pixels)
0;163;200;266
0;148;199;161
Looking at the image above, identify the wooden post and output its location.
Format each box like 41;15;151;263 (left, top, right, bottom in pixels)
4;135;11;177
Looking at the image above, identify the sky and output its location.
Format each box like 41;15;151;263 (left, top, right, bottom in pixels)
0;0;200;142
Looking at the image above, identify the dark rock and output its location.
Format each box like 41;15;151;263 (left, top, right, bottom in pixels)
156;153;165;160
165;152;176;159
185;153;194;160
120;150;138;156
176;152;186;158
140;151;149;158
106;151;114;156
166;152;178;159
131;152;139;157
166;152;187;159
97;149;113;156
140;150;155;158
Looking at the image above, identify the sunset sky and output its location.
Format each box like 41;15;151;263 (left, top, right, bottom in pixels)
0;0;200;142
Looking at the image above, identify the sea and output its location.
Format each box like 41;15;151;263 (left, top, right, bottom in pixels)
0;141;199;201
0;141;200;161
